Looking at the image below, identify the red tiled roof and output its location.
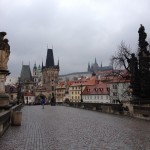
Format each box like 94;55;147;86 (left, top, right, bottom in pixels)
108;76;130;83
66;81;74;86
57;80;74;87
71;76;97;87
82;83;109;95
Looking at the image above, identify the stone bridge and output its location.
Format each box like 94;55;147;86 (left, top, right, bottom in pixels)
0;105;150;150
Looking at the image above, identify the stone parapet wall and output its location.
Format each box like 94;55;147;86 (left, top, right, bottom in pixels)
66;102;123;114
133;105;150;120
0;111;10;137
66;102;150;120
0;103;23;137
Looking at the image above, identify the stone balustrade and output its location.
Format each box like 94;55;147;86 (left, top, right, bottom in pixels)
0;103;23;137
0;111;10;137
66;102;123;114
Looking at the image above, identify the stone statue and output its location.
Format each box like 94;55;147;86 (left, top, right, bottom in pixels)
128;53;140;97
0;32;10;107
128;25;150;101
128;53;138;75
0;32;10;70
138;24;149;51
138;25;150;98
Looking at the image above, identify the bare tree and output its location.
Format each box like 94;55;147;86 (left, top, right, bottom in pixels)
110;41;131;72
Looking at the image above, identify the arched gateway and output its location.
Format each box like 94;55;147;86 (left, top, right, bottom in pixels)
35;94;47;105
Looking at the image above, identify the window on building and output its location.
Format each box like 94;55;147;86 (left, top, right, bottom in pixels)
99;88;103;91
87;89;90;92
107;87;110;91
113;84;118;89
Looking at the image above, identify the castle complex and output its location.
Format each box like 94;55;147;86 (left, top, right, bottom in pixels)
87;58;113;73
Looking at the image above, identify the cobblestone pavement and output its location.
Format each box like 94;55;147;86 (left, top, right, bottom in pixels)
0;106;150;150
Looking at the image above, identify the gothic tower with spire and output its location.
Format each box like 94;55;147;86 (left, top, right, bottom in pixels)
42;49;59;98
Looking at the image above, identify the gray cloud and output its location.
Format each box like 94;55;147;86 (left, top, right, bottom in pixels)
1;0;150;76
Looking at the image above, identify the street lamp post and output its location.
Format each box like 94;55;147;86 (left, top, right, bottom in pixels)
80;84;83;102
17;77;21;104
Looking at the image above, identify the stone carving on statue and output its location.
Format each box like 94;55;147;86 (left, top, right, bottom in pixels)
138;24;149;51
0;32;10;70
128;53;138;75
0;32;10;107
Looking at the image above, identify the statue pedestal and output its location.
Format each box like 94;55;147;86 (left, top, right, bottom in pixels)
0;70;10;109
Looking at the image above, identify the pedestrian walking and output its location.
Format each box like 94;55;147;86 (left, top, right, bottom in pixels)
51;94;56;106
41;97;45;109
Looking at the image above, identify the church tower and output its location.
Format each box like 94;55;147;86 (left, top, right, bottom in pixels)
20;64;35;104
33;63;38;84
42;49;59;98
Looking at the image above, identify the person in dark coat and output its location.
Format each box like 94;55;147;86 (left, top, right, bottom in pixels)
51;94;56;106
41;97;45;109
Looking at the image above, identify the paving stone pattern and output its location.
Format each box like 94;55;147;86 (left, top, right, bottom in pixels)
0;106;150;150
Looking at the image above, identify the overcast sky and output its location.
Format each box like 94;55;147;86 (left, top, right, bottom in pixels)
1;0;150;77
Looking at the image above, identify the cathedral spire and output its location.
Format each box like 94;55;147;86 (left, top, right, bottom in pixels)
88;62;91;72
33;62;37;70
95;58;97;65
